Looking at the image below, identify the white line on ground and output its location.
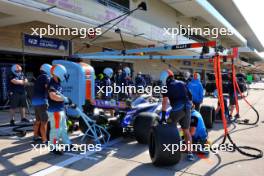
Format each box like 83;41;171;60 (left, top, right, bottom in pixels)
30;137;123;176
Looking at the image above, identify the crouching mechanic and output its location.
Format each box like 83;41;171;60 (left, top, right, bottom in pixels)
190;108;208;153
160;69;194;161
48;64;71;154
32;64;52;144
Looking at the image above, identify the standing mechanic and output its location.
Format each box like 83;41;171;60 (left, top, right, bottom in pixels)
228;73;238;118
8;64;29;125
160;69;194;161
187;73;204;111
115;68;125;86
32;64;51;143
101;67;113;99
114;68;126;100
183;71;192;83
123;67;134;98
135;72;146;88
101;67;115;117
48;64;71;154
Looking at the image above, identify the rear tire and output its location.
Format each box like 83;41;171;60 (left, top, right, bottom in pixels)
134;112;159;144
149;124;181;166
200;106;215;129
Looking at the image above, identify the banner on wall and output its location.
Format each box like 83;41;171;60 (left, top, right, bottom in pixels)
24;34;68;51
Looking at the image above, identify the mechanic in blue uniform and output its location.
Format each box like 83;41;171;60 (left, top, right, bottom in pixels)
187;72;204;111
123;67;134;98
101;67;113;99
32;64;52;143
135;72;146;88
48;64;71;154
101;67;115;116
123;67;133;85
9;64;29;125
114;68;126;100
190;109;208;144
115;68;126;86
160;69;194;161
183;71;192;84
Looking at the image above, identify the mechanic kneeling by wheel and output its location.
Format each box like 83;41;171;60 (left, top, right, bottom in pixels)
160;69;194;161
48;64;72;155
190;105;209;154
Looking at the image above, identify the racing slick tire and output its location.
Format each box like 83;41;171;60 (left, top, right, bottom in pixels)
149;124;181;166
200;105;215;129
134;112;159;144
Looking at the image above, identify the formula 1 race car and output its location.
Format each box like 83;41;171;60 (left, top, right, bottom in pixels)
76;94;215;144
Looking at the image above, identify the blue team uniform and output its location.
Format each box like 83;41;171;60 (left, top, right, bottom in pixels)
191;110;208;142
32;73;50;106
163;79;192;111
47;78;71;145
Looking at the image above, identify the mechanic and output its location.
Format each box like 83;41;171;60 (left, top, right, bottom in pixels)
48;64;71;155
187;72;204;111
190;107;208;146
183;71;192;84
101;67;115;116
228;73;237;118
124;67;134;98
101;67;113;99
95;73;104;97
114;68;126;86
32;64;52;144
135;72;146;88
8;64;29;125
114;68;127;100
160;69;194;161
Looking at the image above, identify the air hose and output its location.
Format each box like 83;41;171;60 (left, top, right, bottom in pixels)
213;55;263;159
231;59;259;125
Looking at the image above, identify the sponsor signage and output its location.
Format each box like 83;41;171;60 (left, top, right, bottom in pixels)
24;34;68;51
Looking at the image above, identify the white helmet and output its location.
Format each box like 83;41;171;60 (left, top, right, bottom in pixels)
11;64;22;76
40;64;52;76
183;71;191;80
51;64;67;82
124;67;131;77
103;67;113;78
